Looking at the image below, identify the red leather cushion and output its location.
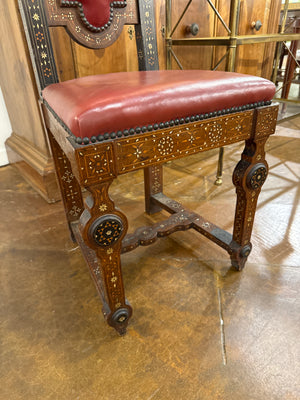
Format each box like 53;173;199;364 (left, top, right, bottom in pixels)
42;70;276;141
76;0;110;28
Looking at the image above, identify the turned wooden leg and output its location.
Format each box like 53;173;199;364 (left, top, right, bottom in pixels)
144;165;163;214
230;105;278;270
48;131;84;241
79;180;132;335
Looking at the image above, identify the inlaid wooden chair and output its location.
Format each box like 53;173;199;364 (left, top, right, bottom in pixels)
19;0;278;335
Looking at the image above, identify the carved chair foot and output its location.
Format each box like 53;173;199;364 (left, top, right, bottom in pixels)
230;243;252;271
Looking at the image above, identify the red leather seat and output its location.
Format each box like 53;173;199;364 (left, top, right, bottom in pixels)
42;70;276;145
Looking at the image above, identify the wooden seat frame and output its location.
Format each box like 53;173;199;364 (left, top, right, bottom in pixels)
19;0;278;335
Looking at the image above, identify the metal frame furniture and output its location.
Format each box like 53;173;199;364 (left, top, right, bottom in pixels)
166;0;300;184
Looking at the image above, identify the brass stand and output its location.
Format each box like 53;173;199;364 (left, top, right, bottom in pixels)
165;0;300;185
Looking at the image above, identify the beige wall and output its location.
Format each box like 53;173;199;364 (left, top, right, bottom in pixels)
0;87;12;166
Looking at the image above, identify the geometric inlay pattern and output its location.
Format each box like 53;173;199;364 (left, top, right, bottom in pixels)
92;217;123;247
255;106;278;138
247;163;268;190
76;144;115;185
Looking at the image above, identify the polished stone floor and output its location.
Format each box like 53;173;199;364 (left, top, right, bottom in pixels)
0;115;299;399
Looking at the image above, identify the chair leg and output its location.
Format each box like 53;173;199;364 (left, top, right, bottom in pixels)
144;165;163;214
79;180;132;335
231;136;270;270
48;131;84;241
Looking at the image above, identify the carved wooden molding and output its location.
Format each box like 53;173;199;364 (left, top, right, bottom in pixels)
44;0;138;48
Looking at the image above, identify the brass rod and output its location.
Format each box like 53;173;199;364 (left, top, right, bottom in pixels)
275;40;300;97
166;0;172;69
284;17;298;33
236;33;300;44
215;147;224;186
226;0;240;72
166;42;172;70
166;0;172;37
212;50;229;70
275;76;298;94
281;3;300;11
272;42;283;82
172;37;230;45
218;0;240;185
275;76;299;95
170;0;193;38
211;0;220;70
273;98;300;104
229;0;240;37
283;41;300;69
170;48;184;70
281;0;290;34
206;0;231;34
272;0;290;82
171;33;300;46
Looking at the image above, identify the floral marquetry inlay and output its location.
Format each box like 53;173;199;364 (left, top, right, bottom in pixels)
116;110;254;174
158;136;174;156
207;122;223;143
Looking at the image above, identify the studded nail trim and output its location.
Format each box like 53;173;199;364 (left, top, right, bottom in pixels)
61;1;127;33
43;99;272;146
